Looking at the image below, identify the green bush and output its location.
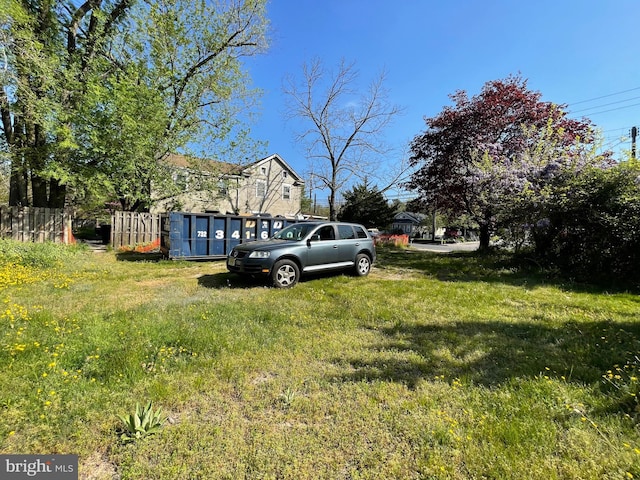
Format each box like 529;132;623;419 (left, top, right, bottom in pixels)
531;163;640;287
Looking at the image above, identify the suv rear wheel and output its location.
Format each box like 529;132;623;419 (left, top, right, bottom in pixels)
354;253;371;277
272;259;300;288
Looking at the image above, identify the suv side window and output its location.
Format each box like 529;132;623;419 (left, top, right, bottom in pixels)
338;225;355;240
354;226;368;239
316;225;335;241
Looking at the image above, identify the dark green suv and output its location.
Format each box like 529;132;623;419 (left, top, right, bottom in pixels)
226;222;376;288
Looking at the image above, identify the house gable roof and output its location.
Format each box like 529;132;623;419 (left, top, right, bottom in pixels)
243;153;304;183
393;212;426;224
163;153;242;176
163;153;304;182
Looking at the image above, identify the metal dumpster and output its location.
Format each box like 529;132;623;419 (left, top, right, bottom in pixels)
161;212;298;260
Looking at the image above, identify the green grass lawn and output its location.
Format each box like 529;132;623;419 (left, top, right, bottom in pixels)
2;243;640;479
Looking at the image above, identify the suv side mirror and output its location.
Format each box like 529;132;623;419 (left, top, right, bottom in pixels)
308;234;320;244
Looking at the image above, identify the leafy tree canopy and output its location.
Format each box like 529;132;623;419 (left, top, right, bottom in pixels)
406;74;601;249
1;0;269;211
337;179;397;229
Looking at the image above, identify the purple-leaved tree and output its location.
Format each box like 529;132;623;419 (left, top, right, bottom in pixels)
406;75;599;250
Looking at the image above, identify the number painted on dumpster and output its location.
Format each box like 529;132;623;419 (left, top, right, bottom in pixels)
261;231;269;239
215;230;224;239
231;230;240;239
197;230;207;238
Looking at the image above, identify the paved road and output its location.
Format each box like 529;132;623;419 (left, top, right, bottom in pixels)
409;241;480;253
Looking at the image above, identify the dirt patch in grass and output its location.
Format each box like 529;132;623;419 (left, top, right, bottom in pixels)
80;452;118;480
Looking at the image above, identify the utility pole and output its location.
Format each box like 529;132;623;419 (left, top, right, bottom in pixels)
632;126;637;160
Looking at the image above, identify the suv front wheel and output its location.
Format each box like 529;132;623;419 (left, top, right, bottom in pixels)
272;259;300;288
354;253;372;277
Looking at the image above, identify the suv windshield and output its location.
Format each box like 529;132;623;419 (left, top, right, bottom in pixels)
273;223;315;240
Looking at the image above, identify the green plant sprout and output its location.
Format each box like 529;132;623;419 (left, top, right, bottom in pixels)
118;401;166;444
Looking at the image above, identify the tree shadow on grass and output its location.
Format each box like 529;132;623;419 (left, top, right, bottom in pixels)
197;271;358;289
332;318;640;391
376;248;638;294
115;252;165;262
197;273;266;289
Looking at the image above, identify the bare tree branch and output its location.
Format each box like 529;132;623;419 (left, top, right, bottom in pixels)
284;57;404;220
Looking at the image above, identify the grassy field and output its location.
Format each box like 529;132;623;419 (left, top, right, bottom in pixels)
1;241;640;479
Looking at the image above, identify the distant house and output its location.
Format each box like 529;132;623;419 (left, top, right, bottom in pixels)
152;153;305;218
391;212;428;237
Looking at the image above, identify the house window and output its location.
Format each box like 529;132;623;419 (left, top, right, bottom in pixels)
282;171;288;179
260;166;267;175
174;172;188;191
282;184;291;200
256;179;266;198
218;180;228;196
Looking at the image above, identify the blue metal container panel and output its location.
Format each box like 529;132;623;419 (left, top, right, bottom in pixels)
194;216;209;256
257;219;271;240
160;212;300;260
242;218;256;242
212;217;226;256
229;218;243;253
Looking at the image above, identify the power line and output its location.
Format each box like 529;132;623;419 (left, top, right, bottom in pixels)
579;101;640;117
570;95;640;114
601;126;632;133
568;86;640;107
602;137;629;150
568;101;640;118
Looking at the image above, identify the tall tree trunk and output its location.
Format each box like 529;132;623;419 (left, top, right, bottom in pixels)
9;157;29;206
478;222;491;251
329;189;337;221
31;174;48;207
28;123;49;207
48;179;67;208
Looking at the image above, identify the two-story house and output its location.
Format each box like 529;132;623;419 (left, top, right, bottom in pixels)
152;153;305;217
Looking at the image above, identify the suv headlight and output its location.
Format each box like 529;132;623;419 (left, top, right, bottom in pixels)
249;251;271;258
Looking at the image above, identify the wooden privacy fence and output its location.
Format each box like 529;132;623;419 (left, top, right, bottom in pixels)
0;206;73;244
111;211;161;250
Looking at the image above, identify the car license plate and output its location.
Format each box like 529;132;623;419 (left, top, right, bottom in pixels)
228;257;236;267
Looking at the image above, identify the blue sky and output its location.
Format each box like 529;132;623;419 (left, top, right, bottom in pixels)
244;0;640;203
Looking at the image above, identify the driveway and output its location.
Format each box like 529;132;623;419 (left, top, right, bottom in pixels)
409;241;479;253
